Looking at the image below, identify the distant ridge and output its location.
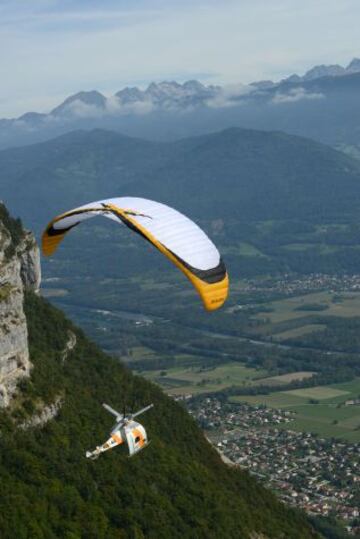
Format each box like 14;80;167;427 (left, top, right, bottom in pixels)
283;57;360;83
3;58;360;123
1;58;360;150
2;126;360;231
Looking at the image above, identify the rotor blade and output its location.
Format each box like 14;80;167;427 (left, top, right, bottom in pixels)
103;403;123;421
130;404;154;420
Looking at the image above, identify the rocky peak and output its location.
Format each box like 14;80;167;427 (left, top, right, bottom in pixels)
145;81;182;100
346;58;360;73
282;74;302;84
281;58;360;85
115;86;146;103
140;80;218;108
303;64;345;81
51;90;107;116
182;79;205;92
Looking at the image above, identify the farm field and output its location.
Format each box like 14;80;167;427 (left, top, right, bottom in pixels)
222;242;266;257
272;324;326;342
283;243;338;254
130;276;173;291
257;371;315;385
255;291;360;325
230;378;360;442
250;289;360;345
284;386;349;400
142;361;268;396
123;346;158;362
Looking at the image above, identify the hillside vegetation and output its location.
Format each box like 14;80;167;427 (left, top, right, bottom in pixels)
2;127;360;227
0;290;318;538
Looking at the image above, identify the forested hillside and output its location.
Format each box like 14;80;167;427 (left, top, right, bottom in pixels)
2;127;360;228
2;127;360;284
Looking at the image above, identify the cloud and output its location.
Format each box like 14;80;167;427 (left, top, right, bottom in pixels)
12;119;36;131
60;95;155;119
105;96;154;116
271;87;325;104
61;99;104;118
206;83;254;108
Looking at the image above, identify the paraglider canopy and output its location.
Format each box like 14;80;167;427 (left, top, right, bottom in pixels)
42;197;229;311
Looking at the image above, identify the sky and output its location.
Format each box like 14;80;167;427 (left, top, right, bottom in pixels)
1;0;359;117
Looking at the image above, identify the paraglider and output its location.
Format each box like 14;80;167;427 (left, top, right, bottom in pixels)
86;403;153;460
42;197;229;310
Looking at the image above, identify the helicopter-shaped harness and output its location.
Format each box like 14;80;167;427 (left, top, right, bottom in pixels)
86;403;153;460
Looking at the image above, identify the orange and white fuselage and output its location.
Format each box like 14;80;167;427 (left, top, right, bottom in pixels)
86;403;152;460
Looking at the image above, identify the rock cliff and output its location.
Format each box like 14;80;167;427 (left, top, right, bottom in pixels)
0;206;40;406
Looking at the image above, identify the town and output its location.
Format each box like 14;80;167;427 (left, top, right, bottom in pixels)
185;397;360;535
241;273;360;298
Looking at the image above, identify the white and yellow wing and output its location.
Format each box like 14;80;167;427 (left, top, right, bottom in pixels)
42;197;229;311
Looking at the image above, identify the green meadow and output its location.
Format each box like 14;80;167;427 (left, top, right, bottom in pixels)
230;378;360;442
255;291;360;325
142;361;267;396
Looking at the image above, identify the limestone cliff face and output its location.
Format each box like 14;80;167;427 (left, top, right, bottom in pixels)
19;396;63;430
19;233;41;292
0;219;40;407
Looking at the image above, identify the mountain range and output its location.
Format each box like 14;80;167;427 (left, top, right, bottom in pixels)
2;126;360;284
1;58;360;150
276;57;360;83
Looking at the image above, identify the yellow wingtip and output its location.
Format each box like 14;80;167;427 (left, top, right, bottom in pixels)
41;231;62;256
194;272;229;312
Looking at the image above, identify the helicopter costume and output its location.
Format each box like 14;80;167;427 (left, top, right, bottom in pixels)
86;403;153;460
